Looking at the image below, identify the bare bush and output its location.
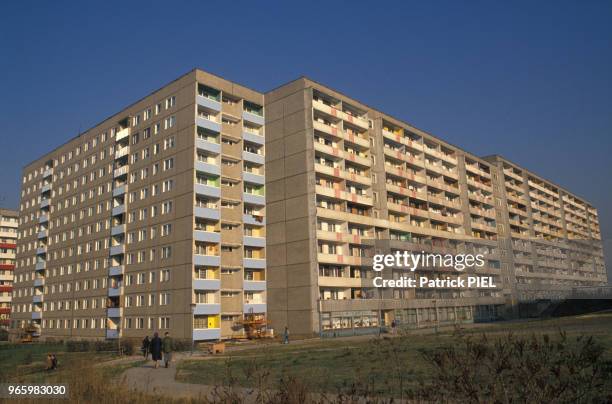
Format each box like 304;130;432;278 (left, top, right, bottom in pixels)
413;331;612;403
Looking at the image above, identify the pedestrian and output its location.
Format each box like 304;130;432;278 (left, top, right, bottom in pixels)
283;326;289;344
391;319;397;335
45;354;53;371
162;332;173;368
150;332;163;368
51;354;58;370
142;335;150;359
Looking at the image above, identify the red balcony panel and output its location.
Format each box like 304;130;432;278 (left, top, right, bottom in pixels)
0;264;15;270
0;307;11;314
0;243;16;249
0;285;12;292
0;319;10;325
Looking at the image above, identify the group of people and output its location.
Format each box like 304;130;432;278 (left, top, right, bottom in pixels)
141;331;173;368
45;353;58;370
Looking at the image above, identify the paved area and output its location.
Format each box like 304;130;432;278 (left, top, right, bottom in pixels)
122;354;221;400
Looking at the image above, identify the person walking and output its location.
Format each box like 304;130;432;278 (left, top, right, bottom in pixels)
162;332;173;368
45;354;53;371
142;335;150;359
150;332;163;368
283;326;289;344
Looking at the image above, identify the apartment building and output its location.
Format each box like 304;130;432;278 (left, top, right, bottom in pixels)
9;69;606;341
265;78;606;336
10;70;266;341
484;155;606;301
0;209;18;329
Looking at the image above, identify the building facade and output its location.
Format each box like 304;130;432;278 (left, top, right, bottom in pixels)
0;209;18;329
265;78;606;336
10;70;266;341
9;70;606;341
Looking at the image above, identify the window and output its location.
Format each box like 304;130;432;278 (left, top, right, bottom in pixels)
164;116;175;129
165;96;176;109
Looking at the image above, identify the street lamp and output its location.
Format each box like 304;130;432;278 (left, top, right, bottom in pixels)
190;303;196;356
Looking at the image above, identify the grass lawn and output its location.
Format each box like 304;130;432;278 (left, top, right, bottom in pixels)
0;342;133;383
176;312;612;397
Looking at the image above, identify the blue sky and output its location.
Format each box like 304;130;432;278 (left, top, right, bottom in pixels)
1;1;611;275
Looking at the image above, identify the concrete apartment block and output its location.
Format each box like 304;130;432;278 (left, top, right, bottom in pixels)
265;78;607;337
0;209;18;329
9;69;606;341
10;70;266;341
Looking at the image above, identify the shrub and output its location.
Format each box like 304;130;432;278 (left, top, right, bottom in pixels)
414;332;612;403
65;340;92;352
119;338;135;355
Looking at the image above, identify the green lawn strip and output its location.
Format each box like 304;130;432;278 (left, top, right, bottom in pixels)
176;313;612;397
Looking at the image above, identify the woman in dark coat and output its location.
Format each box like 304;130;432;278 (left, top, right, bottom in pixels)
142;336;151;359
150;332;163;368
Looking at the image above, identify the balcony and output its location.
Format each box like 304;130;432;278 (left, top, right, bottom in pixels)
39;215;49;224
113;166;129;178
35;261;46;271
37;230;48;239
111;224;126;236
193;254;221;267
116;128;129;141
108;286;123;297
243;171;265;185
197;94;222;111
243;280;266;291
242;110;265;126
196;137;221;154
41;183;51;194
194;206;221;221
243;213;265;226
112;204;125;216
108;265;124;277
40;198;50;209
243;257;266;269
194;230;221;243
107;307;123;318
313;120;341;138
113;185;127;197
115;146;129;159
243;236;265;248
193;279;221;290
243;192;265;206
243;131;265;146
109;245;125;256
33;278;45;287
193;303;221;315
36;246;47;255
193;328;221;341
43;168;53;178
343;114;369;130
197;116;221;133
32;295;43;303
195;183;221;198
32;312;42;320
243;151;265;165
195;160;221;176
243;302;266;314
106;329;120;339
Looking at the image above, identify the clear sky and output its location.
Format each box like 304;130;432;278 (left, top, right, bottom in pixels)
1;1;611;276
